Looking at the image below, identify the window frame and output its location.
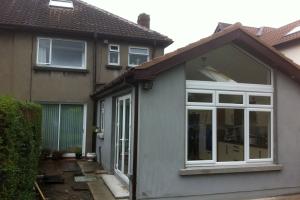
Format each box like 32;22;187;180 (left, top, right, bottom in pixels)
108;44;120;66
36;37;87;69
185;88;274;167
128;46;150;67
97;100;105;134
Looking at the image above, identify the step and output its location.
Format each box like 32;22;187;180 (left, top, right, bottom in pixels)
101;174;129;199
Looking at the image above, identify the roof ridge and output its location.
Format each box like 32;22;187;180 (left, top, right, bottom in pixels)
75;0;171;41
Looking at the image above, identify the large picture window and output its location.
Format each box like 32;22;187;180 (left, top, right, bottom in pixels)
186;89;273;166
37;37;86;69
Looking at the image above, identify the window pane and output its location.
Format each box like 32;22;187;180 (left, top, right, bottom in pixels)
38;39;50;64
109;52;119;64
129;47;148;54
185;44;272;84
188;93;212;103
110;45;119;51
59;105;83;151
188;109;213;161
41;104;59;150
52;39;85;67
219;94;243;104
217;109;244;162
249;111;271;159
129;54;148;66
249;96;271;105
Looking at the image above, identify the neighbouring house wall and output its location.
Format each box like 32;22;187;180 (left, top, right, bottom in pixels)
279;41;300;65
137;64;300;200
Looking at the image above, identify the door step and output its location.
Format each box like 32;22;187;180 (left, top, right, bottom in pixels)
101;174;129;199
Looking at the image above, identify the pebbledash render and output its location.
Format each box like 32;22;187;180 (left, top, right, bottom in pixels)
0;0;172;155
93;22;300;199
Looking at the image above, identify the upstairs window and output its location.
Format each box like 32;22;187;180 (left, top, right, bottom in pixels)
37;38;86;69
49;0;74;9
108;44;120;66
128;47;149;67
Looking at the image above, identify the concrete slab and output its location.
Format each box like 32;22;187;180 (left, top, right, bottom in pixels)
101;174;129;199
88;178;115;200
253;194;300;200
74;175;97;182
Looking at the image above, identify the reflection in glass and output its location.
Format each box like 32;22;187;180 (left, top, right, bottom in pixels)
249;96;271;105
217;109;244;162
188;110;213;161
188;93;212;103
249;111;271;159
219;94;243;104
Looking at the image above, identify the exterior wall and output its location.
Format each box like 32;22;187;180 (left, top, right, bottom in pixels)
279;41;300;65
0;30;32;100
137;64;300;200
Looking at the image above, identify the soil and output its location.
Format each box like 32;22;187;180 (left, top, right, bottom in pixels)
38;159;93;200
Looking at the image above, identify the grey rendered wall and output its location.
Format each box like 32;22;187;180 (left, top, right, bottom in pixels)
137;65;300;200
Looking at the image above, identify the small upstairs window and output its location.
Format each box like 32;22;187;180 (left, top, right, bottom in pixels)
128;47;149;67
49;0;74;9
108;44;120;66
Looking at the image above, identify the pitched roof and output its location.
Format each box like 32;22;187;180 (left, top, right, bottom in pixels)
0;0;172;46
215;20;300;47
93;23;300;98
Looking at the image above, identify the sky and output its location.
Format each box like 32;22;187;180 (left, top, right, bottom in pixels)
82;0;300;52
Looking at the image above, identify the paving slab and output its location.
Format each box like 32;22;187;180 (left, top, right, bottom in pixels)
253;194;300;200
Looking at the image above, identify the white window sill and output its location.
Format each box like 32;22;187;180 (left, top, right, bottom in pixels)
179;163;282;176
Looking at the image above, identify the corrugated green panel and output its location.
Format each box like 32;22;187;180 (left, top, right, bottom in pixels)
41;104;59;150
59;104;83;151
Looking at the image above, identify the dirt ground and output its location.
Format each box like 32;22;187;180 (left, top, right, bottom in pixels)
38;159;93;200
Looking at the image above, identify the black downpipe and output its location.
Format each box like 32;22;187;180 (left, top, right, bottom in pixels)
92;33;98;152
132;84;139;200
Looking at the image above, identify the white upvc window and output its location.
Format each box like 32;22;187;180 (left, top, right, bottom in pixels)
128;46;149;67
108;44;120;66
97;100;105;134
185;85;273;167
37;37;87;69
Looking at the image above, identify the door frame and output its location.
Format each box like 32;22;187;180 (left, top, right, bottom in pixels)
114;94;132;184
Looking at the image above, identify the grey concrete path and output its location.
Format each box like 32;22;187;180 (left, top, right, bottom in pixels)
254;193;300;200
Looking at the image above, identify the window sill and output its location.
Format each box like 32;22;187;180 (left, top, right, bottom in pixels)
106;65;122;70
33;66;89;73
179;163;282;176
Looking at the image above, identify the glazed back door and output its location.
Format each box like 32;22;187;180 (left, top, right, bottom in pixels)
115;95;131;183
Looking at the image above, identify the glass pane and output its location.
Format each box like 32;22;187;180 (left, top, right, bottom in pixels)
188;93;212;103
41;104;59;150
124;98;130;175
249;96;271;105
109;52;119;64
38;39;50;64
118;101;123;171
217;109;244;162
129;54;148;66
59;105;83;151
249;111;271;159
185;44;272;84
110;45;119;51
219;94;243;104
188;109;213;161
129;47;148;54
52;39;85;67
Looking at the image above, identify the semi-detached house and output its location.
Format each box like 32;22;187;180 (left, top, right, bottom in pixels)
0;0;172;155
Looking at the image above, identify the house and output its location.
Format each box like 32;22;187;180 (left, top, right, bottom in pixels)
93;21;300;199
0;0;172;155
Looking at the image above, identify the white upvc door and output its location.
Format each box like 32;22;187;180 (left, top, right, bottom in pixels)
115;94;132;184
